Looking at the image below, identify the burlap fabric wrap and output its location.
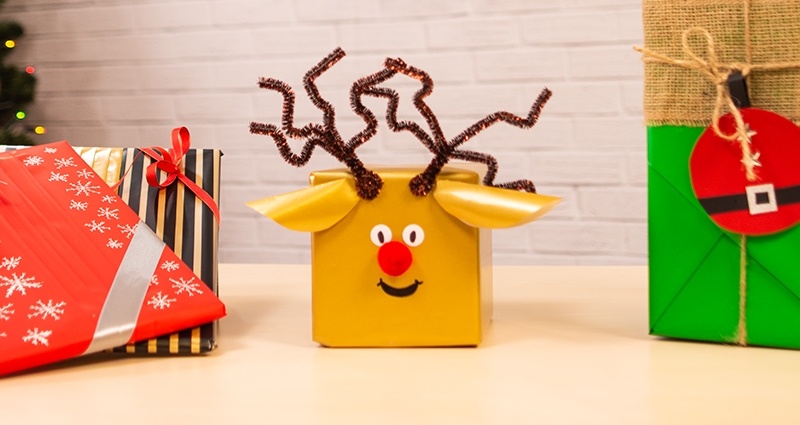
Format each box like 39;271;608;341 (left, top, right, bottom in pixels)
644;0;800;127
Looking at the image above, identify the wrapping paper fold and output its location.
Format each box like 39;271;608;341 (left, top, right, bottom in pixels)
0;142;225;375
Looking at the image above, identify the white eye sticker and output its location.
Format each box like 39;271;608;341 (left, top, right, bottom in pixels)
370;224;392;246
402;224;424;247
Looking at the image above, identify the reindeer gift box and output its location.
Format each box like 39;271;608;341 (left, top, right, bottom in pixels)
248;49;560;347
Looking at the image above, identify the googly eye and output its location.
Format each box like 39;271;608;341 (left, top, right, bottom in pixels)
402;224;424;247
370;224;392;246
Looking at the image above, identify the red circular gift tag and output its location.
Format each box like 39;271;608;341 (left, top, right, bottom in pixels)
689;108;800;235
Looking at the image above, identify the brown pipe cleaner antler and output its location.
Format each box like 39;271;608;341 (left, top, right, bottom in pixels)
250;48;394;200
370;57;552;197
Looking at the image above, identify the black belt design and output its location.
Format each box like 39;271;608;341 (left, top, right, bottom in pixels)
698;184;800;215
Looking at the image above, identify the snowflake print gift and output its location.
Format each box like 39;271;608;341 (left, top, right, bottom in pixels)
70;128;222;355
0;142;226;376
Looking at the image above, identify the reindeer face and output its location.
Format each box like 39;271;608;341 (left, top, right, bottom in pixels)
310;167;489;346
250;166;559;347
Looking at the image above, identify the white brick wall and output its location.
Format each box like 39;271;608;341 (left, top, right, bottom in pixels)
4;0;646;265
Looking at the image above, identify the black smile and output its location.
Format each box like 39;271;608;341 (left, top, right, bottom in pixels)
377;278;422;297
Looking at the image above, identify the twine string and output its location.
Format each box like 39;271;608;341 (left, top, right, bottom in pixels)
743;0;752;66
738;235;748;346
738;0;750;347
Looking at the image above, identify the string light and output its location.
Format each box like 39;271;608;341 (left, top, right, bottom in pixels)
1;15;44;143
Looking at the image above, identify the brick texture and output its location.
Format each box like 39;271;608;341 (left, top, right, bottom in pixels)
5;0;646;265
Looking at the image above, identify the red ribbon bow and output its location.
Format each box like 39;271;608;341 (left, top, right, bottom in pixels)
139;127;221;224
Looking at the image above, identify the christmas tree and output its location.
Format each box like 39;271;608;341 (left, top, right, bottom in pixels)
0;0;42;146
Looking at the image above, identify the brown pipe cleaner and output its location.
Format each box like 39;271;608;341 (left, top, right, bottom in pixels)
373;57;552;196
250;48;388;200
252;48;552;199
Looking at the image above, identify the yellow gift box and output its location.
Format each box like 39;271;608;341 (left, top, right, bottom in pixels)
249;167;558;346
248;48;559;346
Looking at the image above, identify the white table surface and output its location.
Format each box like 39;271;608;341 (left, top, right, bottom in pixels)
1;264;798;424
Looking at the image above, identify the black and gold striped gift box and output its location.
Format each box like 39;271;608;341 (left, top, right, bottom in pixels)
78;146;222;354
0;145;223;354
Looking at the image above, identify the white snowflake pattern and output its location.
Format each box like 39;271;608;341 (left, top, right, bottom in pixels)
106;239;123;249
84;220;111;233
27;299;66;320
118;223;137;239
66;180;101;197
101;195;116;203
77;168;94;179
48;172;68;182
44;147;57;154
69;200;88;211
171;277;202;297
0;332;5;338
54;157;77;169
22;328;51;346
160;260;179;272
0;303;14;321
147;292;176;310
97;207;119;220
1;256;20;270
22;156;44;166
0;272;42;298
150;275;159;286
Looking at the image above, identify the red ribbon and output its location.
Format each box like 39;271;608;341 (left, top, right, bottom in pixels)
138;127;221;224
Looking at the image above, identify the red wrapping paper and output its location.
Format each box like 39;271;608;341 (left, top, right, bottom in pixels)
0;142;226;375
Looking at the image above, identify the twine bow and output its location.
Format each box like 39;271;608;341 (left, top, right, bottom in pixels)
636;27;762;181
139;127;221;224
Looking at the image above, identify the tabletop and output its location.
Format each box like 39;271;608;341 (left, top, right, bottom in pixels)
1;264;798;424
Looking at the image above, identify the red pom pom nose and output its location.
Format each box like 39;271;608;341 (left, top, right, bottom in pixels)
377;241;412;276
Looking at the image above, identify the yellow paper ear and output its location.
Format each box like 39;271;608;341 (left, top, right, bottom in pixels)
246;179;361;232
433;180;561;229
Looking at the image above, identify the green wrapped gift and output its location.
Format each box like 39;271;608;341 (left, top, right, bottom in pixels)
644;0;800;348
649;126;800;348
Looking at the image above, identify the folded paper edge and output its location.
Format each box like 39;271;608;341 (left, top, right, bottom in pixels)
246;179;360;232
433;180;560;229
